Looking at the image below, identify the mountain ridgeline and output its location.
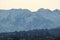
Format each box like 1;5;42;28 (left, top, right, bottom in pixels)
0;8;60;32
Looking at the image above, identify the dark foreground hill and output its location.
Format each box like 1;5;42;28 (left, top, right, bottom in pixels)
0;27;60;40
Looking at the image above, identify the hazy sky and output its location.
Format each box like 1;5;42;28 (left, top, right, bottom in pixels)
0;0;60;11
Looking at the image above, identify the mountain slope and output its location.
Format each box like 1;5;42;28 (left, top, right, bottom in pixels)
0;9;60;32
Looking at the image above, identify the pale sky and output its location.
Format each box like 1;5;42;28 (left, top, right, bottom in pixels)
0;0;60;11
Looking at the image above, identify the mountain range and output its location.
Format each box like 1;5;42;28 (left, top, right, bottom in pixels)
0;8;60;32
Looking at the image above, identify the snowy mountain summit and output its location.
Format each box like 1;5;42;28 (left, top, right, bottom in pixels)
0;8;60;32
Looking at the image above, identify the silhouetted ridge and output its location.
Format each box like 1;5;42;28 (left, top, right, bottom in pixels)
0;8;60;12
